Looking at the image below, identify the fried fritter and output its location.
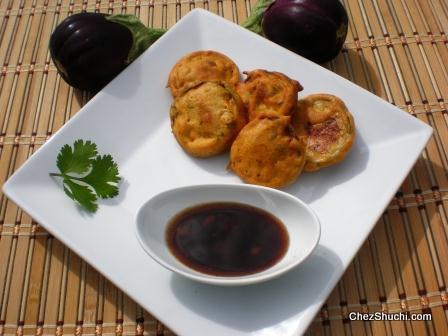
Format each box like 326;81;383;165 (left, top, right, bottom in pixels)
167;50;240;97
236;69;302;121
292;93;355;172
229;116;307;188
170;81;247;157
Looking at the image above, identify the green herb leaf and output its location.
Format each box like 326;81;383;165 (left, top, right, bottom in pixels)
57;139;97;174
50;140;121;213
63;178;98;213
79;154;121;199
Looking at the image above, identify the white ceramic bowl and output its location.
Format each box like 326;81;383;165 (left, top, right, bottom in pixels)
135;184;321;286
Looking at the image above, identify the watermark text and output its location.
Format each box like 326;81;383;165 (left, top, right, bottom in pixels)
349;311;432;321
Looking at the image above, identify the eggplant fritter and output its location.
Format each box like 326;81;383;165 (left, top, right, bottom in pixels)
229;116;307;188
167;50;240;97
292;94;355;172
170;81;247;157
237;69;302;121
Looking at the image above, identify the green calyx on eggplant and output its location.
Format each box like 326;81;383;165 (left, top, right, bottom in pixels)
49;13;166;91
242;0;348;64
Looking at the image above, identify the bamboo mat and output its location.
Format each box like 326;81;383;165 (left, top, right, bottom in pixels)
0;0;447;335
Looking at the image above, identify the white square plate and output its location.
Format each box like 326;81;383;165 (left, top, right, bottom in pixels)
4;9;432;336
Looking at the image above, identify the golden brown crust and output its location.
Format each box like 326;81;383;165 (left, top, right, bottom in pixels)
167;50;240;97
170;81;247;157
236;69;303;121
229;116;307;188
292;94;355;171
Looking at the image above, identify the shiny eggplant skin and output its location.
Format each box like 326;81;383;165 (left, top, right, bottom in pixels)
49;13;133;91
262;0;348;63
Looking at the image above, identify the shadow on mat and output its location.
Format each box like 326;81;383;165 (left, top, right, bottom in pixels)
381;155;447;298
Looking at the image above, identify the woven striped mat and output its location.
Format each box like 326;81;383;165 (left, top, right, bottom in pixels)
1;0;447;335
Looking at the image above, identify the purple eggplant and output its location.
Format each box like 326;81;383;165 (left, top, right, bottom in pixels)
50;13;165;91
243;0;348;63
50;1;348;91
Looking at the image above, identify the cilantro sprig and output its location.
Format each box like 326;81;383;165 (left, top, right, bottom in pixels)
49;140;121;212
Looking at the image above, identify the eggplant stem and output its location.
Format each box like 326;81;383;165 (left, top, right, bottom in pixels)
107;14;168;63
241;0;274;35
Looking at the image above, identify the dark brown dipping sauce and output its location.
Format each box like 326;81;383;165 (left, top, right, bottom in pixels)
166;202;289;276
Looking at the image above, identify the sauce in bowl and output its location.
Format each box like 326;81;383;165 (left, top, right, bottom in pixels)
166;202;289;276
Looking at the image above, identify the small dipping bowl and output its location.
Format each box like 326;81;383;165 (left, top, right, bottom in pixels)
135;184;321;286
